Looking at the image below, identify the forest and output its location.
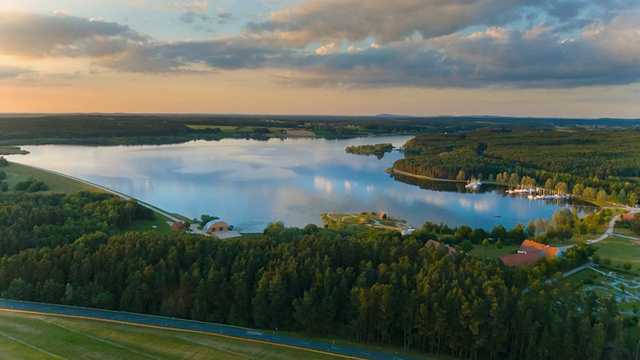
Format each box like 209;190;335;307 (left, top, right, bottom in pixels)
394;129;640;206
0;190;637;359
345;143;395;159
2;114;640;146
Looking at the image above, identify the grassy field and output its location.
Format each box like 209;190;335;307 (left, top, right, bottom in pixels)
593;230;640;275
0;309;444;360
3;161;101;194
321;212;412;232
468;243;520;259
0;310;350;360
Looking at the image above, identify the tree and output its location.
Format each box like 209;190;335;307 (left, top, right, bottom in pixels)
555;182;568;195
303;223;319;235
509;173;520;186
461;239;473;253
199;214;219;228
455;225;473;239
572;183;584;197
491;225;508;242
583;187;596;199
508;223;527;243
597;189;608;204
526;220;536;237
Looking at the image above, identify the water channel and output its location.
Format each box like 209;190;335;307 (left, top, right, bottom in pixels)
10;136;571;233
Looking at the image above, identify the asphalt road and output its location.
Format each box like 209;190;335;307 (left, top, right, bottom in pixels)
0;299;415;360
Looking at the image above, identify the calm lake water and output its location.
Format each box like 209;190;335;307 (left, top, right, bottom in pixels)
11;136;570;232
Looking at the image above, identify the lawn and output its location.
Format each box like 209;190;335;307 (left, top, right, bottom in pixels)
468;243;520;260
593;232;640;275
321;212;414;234
2;161;102;194
0;309;445;360
0;310;347;360
122;218;178;237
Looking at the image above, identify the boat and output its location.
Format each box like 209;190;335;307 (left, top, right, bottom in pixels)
465;179;482;190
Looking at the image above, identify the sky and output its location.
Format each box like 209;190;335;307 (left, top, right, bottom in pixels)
1;0;639;117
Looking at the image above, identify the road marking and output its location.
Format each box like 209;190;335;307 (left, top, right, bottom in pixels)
0;329;66;359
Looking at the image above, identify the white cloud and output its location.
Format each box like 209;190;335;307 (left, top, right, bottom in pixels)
315;42;339;55
52;10;69;17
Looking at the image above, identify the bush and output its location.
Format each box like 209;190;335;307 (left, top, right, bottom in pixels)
13;178;49;193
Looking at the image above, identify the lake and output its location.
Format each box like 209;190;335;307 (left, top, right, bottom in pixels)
10;136;571;233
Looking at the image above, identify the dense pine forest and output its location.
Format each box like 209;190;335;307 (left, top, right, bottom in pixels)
0;191;637;359
394;129;640;206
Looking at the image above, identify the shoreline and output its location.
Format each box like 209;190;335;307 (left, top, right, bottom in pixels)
4;161;230;236
390;168;505;186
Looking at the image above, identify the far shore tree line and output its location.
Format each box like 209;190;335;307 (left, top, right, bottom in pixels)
394;129;640;208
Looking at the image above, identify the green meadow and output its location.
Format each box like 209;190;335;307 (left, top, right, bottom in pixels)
0;310;347;360
3;161;100;194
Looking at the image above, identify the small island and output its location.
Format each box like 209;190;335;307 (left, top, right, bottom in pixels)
345;143;394;159
321;211;414;234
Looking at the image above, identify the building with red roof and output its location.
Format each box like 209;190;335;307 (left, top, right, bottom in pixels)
500;240;563;267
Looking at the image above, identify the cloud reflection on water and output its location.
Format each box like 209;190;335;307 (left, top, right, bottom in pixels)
12;136;567;232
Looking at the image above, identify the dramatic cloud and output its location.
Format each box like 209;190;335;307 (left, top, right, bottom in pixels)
2;2;640;90
244;0;530;46
97;38;286;73
273;12;640;89
0;11;148;58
